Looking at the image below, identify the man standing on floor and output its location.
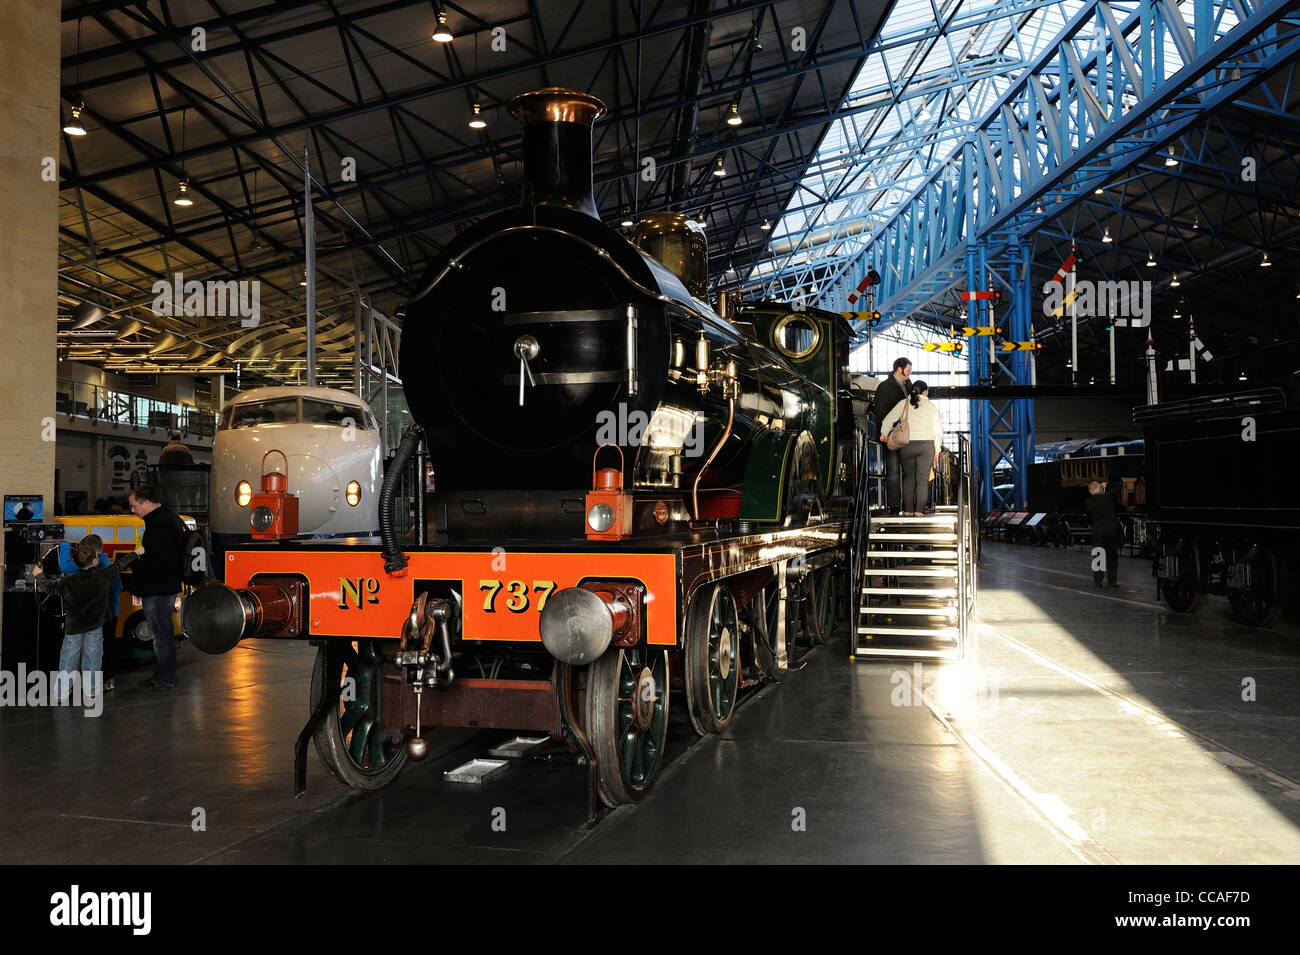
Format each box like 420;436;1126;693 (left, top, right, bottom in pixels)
1086;480;1121;588
874;356;912;514
126;483;186;689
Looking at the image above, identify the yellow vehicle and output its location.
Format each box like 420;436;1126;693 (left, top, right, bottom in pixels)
58;513;193;658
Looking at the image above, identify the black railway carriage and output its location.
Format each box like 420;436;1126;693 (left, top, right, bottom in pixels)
1136;380;1300;626
184;88;861;808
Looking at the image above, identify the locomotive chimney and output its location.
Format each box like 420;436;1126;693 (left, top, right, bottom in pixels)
508;88;606;218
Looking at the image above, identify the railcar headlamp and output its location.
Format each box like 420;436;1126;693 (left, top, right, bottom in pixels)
587;503;615;533
236;481;252;507
346;481;361;506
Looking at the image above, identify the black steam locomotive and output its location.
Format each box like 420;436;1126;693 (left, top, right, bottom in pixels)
1136;381;1299;626
186;88;861;807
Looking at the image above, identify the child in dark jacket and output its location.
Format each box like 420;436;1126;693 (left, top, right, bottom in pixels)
57;535;123;691
34;540;135;699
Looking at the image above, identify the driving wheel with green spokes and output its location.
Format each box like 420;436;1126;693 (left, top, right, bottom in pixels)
310;639;408;790
806;565;838;645
685;584;740;735
586;645;670;806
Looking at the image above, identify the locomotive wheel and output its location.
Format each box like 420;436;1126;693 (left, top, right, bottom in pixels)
586;645;669;806
761;578;803;660
806;565;838;645
685;584;740;735
310;639;408;789
1228;549;1283;628
1161;541;1206;614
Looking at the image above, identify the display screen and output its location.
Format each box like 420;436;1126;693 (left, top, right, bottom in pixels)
3;495;44;524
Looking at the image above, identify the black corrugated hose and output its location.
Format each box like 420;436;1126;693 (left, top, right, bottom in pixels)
381;424;425;573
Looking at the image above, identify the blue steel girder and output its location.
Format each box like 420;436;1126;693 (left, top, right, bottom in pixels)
815;0;1300;330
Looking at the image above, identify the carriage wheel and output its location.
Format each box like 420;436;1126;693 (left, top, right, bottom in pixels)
1228;548;1283;628
685;584;740;735
310;639;408;789
586;645;670;806
1161;540;1206;614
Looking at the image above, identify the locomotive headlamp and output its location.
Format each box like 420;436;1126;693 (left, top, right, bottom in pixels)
250;505;275;532
346;481;362;506
587;503;615;532
248;449;299;540
236;481;252;507
585;445;633;540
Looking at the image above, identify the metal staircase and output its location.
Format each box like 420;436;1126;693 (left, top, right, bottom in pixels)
851;436;978;661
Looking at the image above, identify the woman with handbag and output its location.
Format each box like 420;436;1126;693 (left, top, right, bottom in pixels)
880;381;943;516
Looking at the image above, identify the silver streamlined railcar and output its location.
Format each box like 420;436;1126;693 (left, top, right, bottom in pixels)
209;386;382;560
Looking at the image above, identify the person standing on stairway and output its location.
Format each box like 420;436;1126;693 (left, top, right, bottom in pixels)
874;357;912;514
880;380;943;517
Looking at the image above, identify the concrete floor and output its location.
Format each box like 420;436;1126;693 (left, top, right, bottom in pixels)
1;539;1296;864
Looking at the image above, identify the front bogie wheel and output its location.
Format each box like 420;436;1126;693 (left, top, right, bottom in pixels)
1161;541;1206;614
310;639;408;789
586;645;669;806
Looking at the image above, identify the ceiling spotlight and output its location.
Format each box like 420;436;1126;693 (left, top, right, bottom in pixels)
1170;272;1181;287
1172;305;1182;319
1146;253;1156;267
1102;227;1113;243
726;103;742;126
63;103;87;137
1192;216;1199;230
1260;251;1272;268
432;11;453;42
620;208;634;228
1094;186;1104;195
713;155;726;177
468;104;487;129
1238;370;1247;381
1035;204;1045;214
760;218;771;231
1164;147;1179;167
172;180;194;207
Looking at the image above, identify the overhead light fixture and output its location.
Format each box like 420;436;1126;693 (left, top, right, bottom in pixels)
760;218;771;231
1165;148;1179;167
432;11;453;42
620;208;634;228
1094;186;1104;195
1035;204;1045;214
1102;227;1113;243
63;103;87;137
1146;253;1156;267
173;180;194;207
726;103;742;126
1192;216;1199;230
1238;370;1247;381
468;104;487;129
713;155;726;177
1170;272;1181;287
1172;305;1182;319
1260;251;1272;268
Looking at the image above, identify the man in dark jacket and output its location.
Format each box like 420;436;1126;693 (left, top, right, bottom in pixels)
127;483;186;689
874;357;913;514
1086;480;1122;588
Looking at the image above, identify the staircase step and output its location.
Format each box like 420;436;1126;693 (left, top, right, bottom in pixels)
860;605;958;616
869;533;959;542
857;626;959;639
861;586;958;597
867;550;958;559
872;516;956;527
864;567;957;577
851;647;960;660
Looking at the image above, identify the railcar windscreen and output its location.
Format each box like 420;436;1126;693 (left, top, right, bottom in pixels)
226;398;299;428
302;398;369;428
